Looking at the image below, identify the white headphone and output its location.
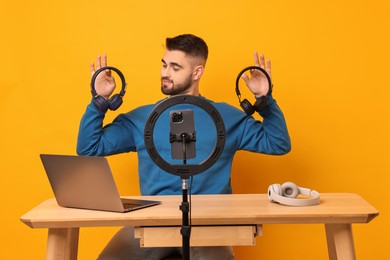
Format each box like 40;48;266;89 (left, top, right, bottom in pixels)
268;182;320;206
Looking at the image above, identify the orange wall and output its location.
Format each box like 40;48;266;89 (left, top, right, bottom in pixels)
1;0;389;259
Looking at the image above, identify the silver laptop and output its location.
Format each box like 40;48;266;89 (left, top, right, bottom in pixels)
40;154;160;213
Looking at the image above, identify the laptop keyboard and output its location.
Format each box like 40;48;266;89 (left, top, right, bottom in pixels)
122;203;139;209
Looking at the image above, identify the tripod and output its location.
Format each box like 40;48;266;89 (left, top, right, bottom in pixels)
180;176;191;260
170;132;195;260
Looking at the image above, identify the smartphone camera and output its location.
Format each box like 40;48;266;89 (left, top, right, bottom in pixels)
171;112;183;123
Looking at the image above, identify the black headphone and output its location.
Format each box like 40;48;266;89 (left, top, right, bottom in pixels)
90;66;127;113
235;66;272;115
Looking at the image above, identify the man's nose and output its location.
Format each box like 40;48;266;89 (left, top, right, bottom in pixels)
161;67;170;78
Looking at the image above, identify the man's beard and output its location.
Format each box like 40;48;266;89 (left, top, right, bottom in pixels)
161;75;193;96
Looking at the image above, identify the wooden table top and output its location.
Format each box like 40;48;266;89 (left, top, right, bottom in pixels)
20;193;379;229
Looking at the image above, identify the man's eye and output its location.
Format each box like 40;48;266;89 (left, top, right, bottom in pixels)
172;67;179;71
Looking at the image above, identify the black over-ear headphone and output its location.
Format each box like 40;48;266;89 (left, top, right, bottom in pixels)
235;66;272;115
90;66;127;113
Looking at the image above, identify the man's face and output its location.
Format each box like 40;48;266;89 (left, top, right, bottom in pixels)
161;50;196;96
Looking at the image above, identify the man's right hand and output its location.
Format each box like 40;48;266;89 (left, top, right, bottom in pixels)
90;54;116;100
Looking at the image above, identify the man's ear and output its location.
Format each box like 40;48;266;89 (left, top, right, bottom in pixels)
193;65;205;80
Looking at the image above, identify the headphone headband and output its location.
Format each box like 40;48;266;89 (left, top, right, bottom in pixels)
235;66;272;100
90;66;127;97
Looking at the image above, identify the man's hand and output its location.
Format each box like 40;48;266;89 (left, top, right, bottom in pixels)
241;52;272;97
90;54;116;100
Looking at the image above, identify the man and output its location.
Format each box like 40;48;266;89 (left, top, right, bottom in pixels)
77;34;290;259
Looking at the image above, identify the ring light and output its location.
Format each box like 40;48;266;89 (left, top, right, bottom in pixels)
144;95;226;179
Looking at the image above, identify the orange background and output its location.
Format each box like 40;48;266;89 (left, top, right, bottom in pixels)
1;0;389;259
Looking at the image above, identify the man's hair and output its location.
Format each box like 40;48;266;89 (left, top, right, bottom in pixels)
166;34;208;63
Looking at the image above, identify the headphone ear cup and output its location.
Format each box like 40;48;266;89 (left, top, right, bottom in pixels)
109;94;123;111
253;96;269;112
281;182;299;198
93;96;110;113
240;99;255;115
268;184;282;202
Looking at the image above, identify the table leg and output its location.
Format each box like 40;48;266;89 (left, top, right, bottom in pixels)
325;224;356;260
46;228;79;260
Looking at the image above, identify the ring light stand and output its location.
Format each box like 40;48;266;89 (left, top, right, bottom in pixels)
144;95;226;260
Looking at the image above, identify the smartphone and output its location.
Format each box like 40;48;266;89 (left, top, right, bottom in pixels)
169;109;196;160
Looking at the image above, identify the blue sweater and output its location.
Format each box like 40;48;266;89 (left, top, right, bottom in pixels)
77;96;290;195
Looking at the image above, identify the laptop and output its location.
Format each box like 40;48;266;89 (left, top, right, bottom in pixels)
40;154;160;213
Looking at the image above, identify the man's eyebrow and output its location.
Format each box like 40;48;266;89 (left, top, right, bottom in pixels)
161;59;183;68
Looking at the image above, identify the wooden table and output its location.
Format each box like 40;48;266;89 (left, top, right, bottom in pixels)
20;193;378;260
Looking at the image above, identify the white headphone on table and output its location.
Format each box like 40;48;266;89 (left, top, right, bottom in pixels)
268;182;320;206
